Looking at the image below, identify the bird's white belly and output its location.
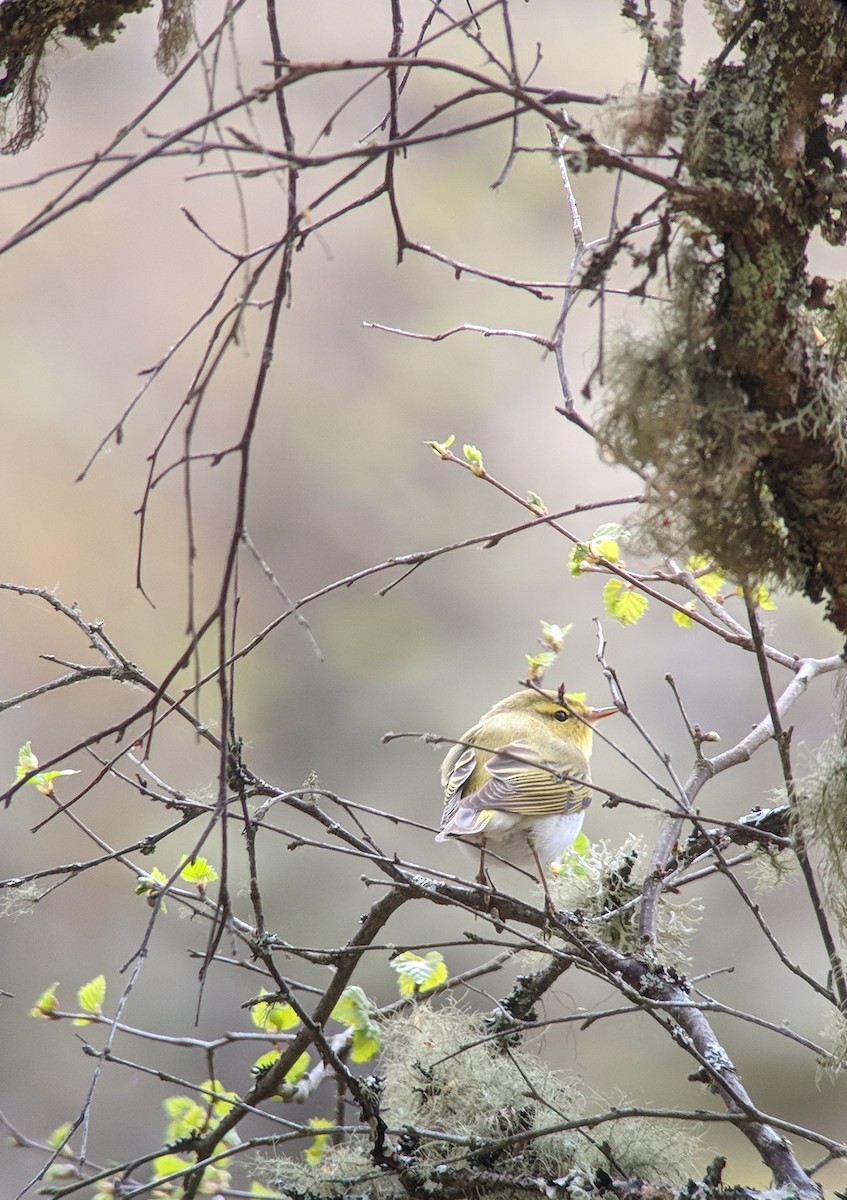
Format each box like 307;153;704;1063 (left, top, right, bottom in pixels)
457;810;585;870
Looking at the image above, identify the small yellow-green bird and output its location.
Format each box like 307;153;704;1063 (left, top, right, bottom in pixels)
436;688;616;875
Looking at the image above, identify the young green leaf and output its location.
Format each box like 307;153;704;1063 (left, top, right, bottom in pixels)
283;1050;310;1085
568;542;590;576
462;443;485;475
603;578;648;626
331;985;381;1061
672;602;697;629
200;1078;239;1117
16;742;79;797
253;1048;281;1075
424;434;455;458
591;537;620;563
750;583;776;610
525;650;557;681
73;974;106;1025
251;989;300;1033
330;984;371;1028
30;982;60;1019
685;554;724;597
163;1095;207;1141
305;1117;334;1165
152;1153;193;1181
135;866;169;910
350;1026;381;1063
551;831;591;877
539;620;572;651
179;854;219;891
390;951;448;998
47;1122;73;1152
593;522;626;541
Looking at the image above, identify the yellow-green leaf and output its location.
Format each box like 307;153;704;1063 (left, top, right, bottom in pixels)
593;522;626;540
305;1117;334;1165
351;1027;381;1064
551;832;591;878
591;538;620;564
685;555;724;597
390;951;448;998
17;742;38;776
672;602;697;629
568;832;590;860
16;742;79;797
135;866;169;911
462;443;485;475
568;543;589;576
47;1122;73;1152
179;854;219;889
253;1048;281;1075
201;1078;239;1117
152;1153;193;1181
136;866;168;893
525;650;556;682
750;583;776;610
251;989;300;1033
284;1050;310;1085
31;982;60;1018
424;434;455;458
603;578;648;627
163;1095;206;1141
331;985;381;1058
74;974;106;1024
331;985;370;1028
539;621;572;651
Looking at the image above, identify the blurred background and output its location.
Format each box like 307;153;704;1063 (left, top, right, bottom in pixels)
0;1;844;1194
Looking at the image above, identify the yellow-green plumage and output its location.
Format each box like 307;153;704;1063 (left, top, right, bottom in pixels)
437;690;614;870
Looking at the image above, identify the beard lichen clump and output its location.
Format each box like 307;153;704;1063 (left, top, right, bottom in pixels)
257;999;700;1197
597;248;804;589
380;1000;585;1179
552;834;702;969
793;677;847;942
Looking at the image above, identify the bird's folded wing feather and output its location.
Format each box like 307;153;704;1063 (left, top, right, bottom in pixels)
441;744;476;803
476;740;590;815
441;738;590;829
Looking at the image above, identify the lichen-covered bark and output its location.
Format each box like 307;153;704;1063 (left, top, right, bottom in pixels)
682;1;847;630
0;1;155;152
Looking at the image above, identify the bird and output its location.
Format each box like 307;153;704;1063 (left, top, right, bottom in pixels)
436;688;616;883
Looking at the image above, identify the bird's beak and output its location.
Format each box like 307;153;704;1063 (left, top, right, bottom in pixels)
586;706;618;722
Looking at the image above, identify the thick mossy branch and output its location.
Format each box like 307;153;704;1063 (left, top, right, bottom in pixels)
599;245;804;585
0;0;194;152
601;0;847;631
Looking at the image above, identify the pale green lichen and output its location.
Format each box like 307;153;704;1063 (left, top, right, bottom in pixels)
256;1000;701;1197
0;880;41;919
817;1008;847;1084
744;841;798;894
155;0;194;76
552;834;703;970
793;678;847;942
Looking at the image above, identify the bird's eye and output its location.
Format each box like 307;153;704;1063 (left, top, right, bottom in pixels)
553;710;568;722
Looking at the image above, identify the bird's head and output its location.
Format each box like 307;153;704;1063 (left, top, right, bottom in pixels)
488;688;617;755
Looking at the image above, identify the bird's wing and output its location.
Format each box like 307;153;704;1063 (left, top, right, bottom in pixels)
439;744;478;827
462;739;591;818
